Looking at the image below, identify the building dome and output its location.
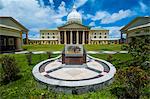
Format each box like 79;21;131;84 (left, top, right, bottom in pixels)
67;5;82;24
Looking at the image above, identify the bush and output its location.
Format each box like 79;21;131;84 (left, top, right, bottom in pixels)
47;51;52;59
26;52;33;65
0;55;20;85
113;66;149;99
121;44;128;50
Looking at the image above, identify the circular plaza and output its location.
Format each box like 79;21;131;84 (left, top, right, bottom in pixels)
32;55;116;94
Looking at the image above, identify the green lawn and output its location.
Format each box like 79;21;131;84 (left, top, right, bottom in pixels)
0;52;132;99
22;44;123;51
0;44;135;98
22;44;64;51
84;44;122;51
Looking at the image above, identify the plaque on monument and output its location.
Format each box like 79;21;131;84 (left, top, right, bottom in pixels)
62;45;86;65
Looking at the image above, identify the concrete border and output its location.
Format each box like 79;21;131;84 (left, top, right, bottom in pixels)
32;55;116;94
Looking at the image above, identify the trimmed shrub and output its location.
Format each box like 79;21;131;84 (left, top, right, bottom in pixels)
0;55;20;84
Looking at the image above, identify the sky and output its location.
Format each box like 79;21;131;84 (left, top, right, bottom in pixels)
0;0;149;38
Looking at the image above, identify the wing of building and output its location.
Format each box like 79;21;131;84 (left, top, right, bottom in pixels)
29;5;119;45
120;16;150;43
0;17;28;53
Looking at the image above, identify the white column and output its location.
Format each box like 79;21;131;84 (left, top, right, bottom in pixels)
77;31;79;44
58;32;61;44
70;31;72;44
82;31;85;44
16;38;21;50
64;31;66;44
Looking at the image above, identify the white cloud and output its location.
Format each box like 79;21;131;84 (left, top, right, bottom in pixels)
89;22;95;26
74;0;88;8
139;1;148;13
92;11;110;21
85;9;133;24
101;10;132;24
0;0;68;38
104;26;124;38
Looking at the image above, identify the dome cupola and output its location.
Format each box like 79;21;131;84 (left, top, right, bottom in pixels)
67;5;82;24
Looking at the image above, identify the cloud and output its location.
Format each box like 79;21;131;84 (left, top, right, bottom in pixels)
89;21;95;26
139;1;148;13
74;0;88;8
85;9;133;24
101;9;132;24
103;26;124;38
0;0;68;38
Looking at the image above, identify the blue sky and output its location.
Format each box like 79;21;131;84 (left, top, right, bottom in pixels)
0;0;149;38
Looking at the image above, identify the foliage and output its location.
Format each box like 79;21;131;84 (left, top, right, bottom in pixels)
121;44;128;50
128;36;150;66
47;51;52;59
114;66;149;99
0;54;117;99
26;52;33;65
0;55;20;85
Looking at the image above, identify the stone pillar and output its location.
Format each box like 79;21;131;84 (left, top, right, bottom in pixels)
20;31;23;46
16;38;21;50
64;31;66;44
82;31;85;44
70;31;72;44
77;31;79;44
88;31;90;44
26;31;28;44
58;32;61;44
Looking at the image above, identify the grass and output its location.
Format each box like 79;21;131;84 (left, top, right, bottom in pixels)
0;52;132;99
0;44;133;98
22;44;64;51
84;44;122;51
22;44;123;51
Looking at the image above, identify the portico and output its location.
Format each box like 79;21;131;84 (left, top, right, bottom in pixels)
59;30;90;44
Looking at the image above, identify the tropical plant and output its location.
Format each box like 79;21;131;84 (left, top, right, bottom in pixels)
112;66;149;99
128;36;150;66
47;51;52;59
0;55;20;84
26;51;33;65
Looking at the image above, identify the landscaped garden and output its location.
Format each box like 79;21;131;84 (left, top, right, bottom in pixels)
0;42;149;99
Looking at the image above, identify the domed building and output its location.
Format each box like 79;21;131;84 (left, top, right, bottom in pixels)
29;5;119;45
67;5;82;24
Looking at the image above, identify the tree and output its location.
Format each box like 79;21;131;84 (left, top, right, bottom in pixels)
128;36;150;66
113;66;149;99
0;55;20;84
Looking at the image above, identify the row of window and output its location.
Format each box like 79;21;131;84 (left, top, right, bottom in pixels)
93;36;107;38
41;33;108;35
42;36;55;39
93;33;107;35
42;33;56;35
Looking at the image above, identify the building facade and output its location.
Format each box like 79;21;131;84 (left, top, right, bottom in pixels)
29;6;111;45
0;17;28;53
120;17;150;43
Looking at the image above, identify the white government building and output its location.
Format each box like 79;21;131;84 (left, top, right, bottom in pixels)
29;5;119;45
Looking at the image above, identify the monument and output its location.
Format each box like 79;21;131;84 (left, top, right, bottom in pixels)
62;45;86;65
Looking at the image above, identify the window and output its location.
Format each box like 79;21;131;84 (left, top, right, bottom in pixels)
53;33;55;35
100;33;101;35
94;33;96;35
105;33;107;35
47;36;50;38
42;36;44;38
104;36;107;38
99;36;101;38
42;33;44;35
53;36;55;38
94;36;96;38
48;33;49;35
